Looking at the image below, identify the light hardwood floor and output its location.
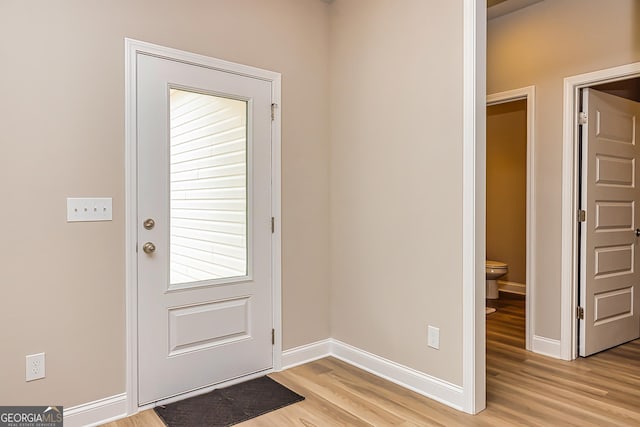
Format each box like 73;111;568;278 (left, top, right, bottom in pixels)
104;295;640;426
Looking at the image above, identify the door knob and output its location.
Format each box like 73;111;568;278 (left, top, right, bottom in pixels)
143;218;155;230
142;242;156;254
636;229;640;237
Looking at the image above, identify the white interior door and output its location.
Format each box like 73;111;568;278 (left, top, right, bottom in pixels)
136;52;273;404
579;88;640;356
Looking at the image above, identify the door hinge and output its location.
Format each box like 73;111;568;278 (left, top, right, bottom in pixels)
272;328;275;345
271;217;275;233
578;111;588;125
271;103;277;121
577;306;584;320
578;209;586;222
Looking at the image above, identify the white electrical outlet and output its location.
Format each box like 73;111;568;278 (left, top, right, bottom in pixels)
26;353;45;381
67;198;113;222
428;325;440;350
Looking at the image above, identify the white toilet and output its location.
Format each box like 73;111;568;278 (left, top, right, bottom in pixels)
486;260;508;299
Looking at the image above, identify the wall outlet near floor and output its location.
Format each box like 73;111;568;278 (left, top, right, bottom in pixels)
26;353;45;381
428;325;440;350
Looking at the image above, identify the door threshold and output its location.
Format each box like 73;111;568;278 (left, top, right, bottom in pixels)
138;368;273;411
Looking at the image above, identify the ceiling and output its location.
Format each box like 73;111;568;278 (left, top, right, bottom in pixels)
319;0;544;20
488;0;544;20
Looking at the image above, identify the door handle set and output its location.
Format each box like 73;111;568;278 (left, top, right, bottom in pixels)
143;218;156;254
143;242;156;254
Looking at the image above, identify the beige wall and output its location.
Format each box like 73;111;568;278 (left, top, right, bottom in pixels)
329;0;465;385
488;0;640;339
0;0;330;407
486;100;527;284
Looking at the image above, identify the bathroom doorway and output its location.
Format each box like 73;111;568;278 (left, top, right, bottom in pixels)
486;87;535;350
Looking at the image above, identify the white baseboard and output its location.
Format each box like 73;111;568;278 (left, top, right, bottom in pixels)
64;393;127;427
532;335;562;359
497;280;526;295
281;339;332;369
331;339;464;410
282;338;464;410
78;338;465;426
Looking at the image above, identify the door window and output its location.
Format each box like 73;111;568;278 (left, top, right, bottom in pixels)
169;89;248;286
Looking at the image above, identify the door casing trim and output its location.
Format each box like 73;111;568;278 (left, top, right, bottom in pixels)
124;38;282;414
561;61;640;360
487;86;536;353
462;0;486;414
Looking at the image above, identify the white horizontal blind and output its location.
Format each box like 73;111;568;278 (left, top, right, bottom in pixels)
169;89;247;285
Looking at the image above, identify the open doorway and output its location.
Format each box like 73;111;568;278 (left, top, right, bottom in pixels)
561;64;640;359
486;98;527;345
486;87;535;350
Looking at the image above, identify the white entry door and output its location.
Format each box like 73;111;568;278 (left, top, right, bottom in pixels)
136;52;274;404
579;88;640;356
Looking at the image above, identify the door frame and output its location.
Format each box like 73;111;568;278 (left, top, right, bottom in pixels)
561;61;640;360
124;38;282;414
462;0;486;414
487;86;536;351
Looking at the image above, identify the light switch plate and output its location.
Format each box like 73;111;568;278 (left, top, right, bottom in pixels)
67;198;112;222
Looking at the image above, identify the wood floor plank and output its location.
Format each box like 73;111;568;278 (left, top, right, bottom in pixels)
104;294;640;426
